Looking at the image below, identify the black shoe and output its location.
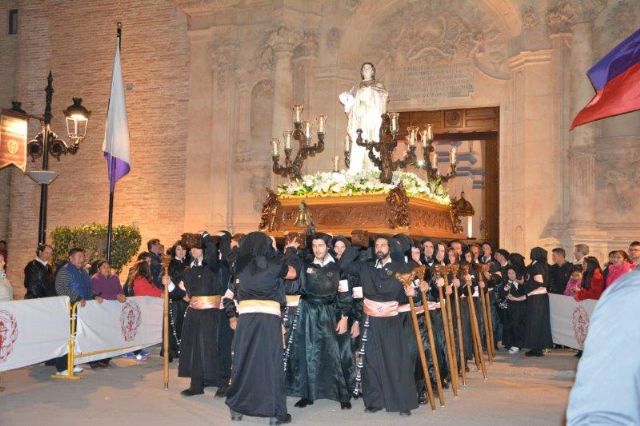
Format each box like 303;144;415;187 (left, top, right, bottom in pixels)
399;411;411;417
525;350;543;357
340;401;352;410
294;398;313;408
215;385;229;398
269;414;292;425
98;360;111;368
442;379;450;389
365;407;382;413
574;350;583;358
180;388;204;396
230;409;243;421
89;362;102;369
352;391;362;400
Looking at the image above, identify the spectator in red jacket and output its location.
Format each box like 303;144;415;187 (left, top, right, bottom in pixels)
575;256;605;301
128;260;165;298
605;250;633;289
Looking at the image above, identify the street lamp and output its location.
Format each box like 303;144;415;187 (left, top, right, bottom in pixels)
9;71;91;244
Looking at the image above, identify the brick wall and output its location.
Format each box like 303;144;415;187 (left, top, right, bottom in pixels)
1;0;190;296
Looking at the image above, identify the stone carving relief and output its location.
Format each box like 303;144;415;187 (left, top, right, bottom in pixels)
326;27;342;49
521;5;539;30
293;31;318;58
255;26;303;72
546;0;606;33
607;1;638;42
368;0;509;88
597;150;640;211
211;42;238;89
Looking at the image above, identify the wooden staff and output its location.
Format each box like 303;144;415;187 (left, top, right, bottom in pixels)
464;276;487;379
162;255;171;389
480;264;496;360
476;264;494;361
396;266;436;411
451;265;467;386
436;265;459;395
419;283;445;406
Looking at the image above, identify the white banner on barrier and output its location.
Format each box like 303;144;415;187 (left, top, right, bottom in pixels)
0;296;70;372
74;296;163;364
549;294;597;350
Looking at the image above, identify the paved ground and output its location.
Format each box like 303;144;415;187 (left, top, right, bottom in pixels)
0;347;577;426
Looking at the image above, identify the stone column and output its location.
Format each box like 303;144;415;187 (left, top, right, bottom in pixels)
268;26;301;144
183;31;214;231
209;41;238;229
551;0;607;259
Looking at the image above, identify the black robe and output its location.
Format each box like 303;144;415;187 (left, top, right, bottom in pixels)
286;258;352;403
225;260;288;418
357;260;419;413
178;235;233;389
503;279;527;349
168;257;189;357
523;261;553;350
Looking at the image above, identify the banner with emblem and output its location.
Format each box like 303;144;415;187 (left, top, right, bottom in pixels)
74;296;163;364
0;296;71;372
549;294;597;350
0;110;28;172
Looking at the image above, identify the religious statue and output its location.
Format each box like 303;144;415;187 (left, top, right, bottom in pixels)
339;62;389;174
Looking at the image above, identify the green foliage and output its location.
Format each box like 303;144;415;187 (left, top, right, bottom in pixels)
51;223;142;272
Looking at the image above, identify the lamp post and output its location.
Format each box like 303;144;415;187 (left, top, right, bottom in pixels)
7;72;91;244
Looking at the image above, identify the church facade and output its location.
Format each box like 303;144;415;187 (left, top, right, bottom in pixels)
1;0;639;294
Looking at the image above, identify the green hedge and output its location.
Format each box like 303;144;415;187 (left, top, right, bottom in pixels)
51;223;142;272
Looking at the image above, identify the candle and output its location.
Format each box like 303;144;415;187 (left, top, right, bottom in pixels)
293;105;303;123
271;138;279;156
430;151;438;170
333;155;339;172
426;124;433;142
467;216;473;239
283;131;292;150
345;135;351;152
303;121;312;139
409;127;418;147
317;115;327;134
450;147;457;165
420;129;428;147
389;112;399;133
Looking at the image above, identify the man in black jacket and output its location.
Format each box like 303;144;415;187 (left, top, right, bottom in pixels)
24;244;55;299
549;248;573;294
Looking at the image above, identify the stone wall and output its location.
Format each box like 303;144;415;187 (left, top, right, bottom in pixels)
2;0;640;296
0;0;190;296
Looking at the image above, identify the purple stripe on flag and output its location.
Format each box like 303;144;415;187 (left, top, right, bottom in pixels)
588;28;640;91
104;152;130;192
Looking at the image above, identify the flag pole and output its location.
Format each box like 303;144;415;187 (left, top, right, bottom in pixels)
106;22;122;264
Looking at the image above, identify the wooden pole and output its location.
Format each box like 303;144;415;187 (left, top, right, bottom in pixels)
419;289;445;406
437;285;458;396
444;288;460;392
480;286;494;361
465;281;487;379
396;268;436;411
452;284;467;386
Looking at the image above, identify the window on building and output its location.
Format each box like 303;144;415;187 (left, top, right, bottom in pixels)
9;9;18;35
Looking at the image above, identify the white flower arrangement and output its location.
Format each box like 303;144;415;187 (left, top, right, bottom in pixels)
277;170;450;205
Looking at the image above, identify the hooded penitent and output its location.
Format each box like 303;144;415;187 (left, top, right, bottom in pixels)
235;231;276;275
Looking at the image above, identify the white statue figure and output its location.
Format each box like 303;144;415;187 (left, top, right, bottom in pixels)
339;62;389;174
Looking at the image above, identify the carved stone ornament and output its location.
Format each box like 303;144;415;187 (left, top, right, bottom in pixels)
386;183;410;228
258;188;281;231
326;27;342;49
293;31;319;58
546;0;606;33
255;26;303;72
607;1;638;42
211;42;238;89
371;0;510;81
521;5;540;30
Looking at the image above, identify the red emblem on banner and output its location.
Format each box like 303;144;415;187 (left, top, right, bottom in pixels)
0;112;28;172
0;309;19;363
120;301;142;342
572;306;589;348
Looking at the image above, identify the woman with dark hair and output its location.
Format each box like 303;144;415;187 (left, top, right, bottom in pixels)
167;241;190;360
129;260;164;297
224;231;294;425
575;256;605;301
522;247;553;357
456;249;476;367
503;265;527;354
